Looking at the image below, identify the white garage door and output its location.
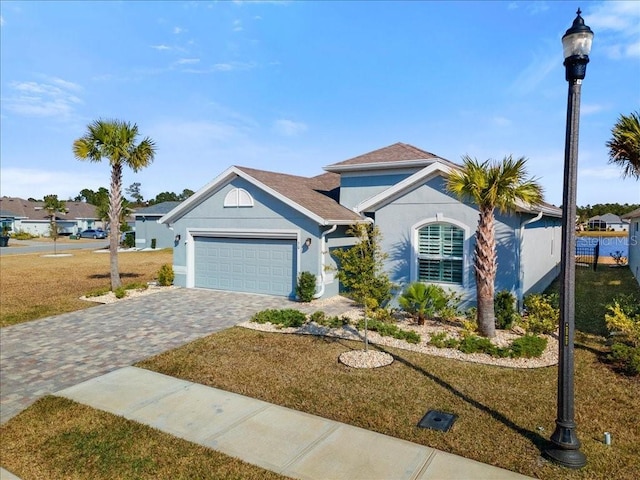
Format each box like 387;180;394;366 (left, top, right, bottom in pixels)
194;237;296;297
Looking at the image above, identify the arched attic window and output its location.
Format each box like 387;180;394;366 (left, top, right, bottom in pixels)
224;188;254;207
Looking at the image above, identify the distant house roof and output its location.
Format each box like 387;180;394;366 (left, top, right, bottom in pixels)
0;197;98;221
134;202;182;217
621;208;640;220
588;213;625;224
0;209;20;218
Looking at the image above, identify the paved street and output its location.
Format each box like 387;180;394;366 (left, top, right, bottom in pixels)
0;288;348;424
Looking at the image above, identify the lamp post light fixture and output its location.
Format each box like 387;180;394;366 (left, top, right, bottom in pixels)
544;9;593;469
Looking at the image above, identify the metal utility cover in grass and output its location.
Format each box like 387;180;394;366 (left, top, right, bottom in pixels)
417;410;457;432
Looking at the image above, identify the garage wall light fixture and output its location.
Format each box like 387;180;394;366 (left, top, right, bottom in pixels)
305;238;312;247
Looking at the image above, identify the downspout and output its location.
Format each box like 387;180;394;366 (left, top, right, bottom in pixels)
313;224;338;299
518;211;544;309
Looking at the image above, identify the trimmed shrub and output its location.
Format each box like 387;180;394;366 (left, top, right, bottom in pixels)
608;343;640;376
251;309;307;328
157;264;174;286
428;332;460;349
296;271;317;302
521;294;559;334
458;335;499;355
495;290;520;330
510;334;547;358
114;286;127;299
605;294;640;346
359;319;421;344
309;311;349;328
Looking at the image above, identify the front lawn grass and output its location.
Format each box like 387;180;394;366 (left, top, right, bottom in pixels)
1;262;638;479
0;248;172;327
546;265;639;336
0;396;288;480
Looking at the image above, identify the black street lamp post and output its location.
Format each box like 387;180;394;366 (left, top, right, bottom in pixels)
544;9;593;469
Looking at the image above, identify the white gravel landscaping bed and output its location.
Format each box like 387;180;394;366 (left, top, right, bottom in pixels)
239;312;559;369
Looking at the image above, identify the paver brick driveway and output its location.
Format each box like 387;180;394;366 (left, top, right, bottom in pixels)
0;288;350;424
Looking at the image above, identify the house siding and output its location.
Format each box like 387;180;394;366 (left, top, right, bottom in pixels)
134;216;176;249
339;171;415;209
371;175;558;307
519;217;561;300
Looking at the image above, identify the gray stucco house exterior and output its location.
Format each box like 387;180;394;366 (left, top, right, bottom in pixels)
160;143;562;306
622;208;640;286
134;202;182;249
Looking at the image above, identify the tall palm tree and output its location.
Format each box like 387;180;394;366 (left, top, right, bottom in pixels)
607;111;640;180
447;156;543;338
73;119;156;289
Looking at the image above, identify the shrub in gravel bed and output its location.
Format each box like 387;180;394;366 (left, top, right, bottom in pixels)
358;318;421;344
509;334;548;358
309;311;350;328
251;309;307;328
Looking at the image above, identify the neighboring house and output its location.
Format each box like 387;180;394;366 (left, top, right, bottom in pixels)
133;202;182;249
0;197;102;236
587;213;628;231
160;143;562;306
622;208;640;286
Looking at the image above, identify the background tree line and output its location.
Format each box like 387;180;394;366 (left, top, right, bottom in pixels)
29;184;194;207
576;203;640;222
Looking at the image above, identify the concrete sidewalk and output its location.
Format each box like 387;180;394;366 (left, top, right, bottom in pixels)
50;366;532;480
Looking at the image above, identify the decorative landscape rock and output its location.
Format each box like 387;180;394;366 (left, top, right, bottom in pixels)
339;350;394;369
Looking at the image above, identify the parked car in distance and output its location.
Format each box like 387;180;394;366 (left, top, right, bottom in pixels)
79;229;108;239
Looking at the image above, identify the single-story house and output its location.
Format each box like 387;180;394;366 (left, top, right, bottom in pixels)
133;201;182;249
621;208;640;286
0;197;102;236
587;213;628;232
160;143;562;307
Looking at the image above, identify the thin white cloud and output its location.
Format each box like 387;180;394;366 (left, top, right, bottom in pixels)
233;19;243;32
176;58;200;65
492;116;512;127
3;79;83;118
584;1;640;60
580;103;607;116
173;26;185;34
151;44;171;51
272;119;308;136
580;166;625;180
0;15;5;27
509;51;557;96
212;61;256;71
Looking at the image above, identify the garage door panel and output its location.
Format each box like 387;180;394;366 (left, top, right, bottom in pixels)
194;237;296;297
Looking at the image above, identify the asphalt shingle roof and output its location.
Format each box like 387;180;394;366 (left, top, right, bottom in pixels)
235;166;361;223
134;202;182;216
0;197;98;220
325;142;456;168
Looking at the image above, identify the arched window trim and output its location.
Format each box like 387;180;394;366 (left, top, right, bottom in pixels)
224;188;254;208
411;216;470;287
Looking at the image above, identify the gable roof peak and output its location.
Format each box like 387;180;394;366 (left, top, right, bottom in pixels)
324;142;456;172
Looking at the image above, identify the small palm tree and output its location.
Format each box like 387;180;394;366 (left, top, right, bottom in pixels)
447;156;543;338
607;111;640;180
73;119;156;290
399;282;448;325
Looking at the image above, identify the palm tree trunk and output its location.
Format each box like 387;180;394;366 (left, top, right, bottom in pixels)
475;207;497;337
109;162;123;290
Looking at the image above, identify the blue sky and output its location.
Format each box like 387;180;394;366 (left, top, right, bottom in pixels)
1;0;639;207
